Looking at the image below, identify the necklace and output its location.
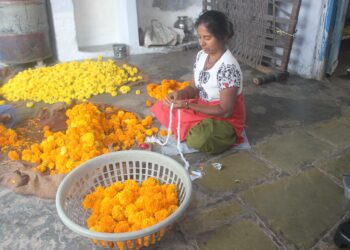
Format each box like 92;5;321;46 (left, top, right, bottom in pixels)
205;50;225;69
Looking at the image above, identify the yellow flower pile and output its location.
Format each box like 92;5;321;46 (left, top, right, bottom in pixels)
82;177;178;249
147;79;190;100
0;59;142;104
15;102;158;174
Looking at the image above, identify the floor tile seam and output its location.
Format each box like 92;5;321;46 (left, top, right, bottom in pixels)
312;164;343;188
306;130;350;160
248;150;285;171
251;129;339;172
235;195;292;250
249;149;291;175
182;195;241;217
309;212;350;250
254;212;291;250
179;215;248;242
306;128;349;149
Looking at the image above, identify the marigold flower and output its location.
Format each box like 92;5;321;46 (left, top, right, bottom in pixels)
16;103;156;174
146;79;190;100
82;177;178;241
112;205;126;222
159;130;169;137
119;85;131;94
0;60;141;104
8;150;20;160
26;102;34;108
145;100;153;107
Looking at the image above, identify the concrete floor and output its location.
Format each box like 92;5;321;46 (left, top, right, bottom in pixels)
1;47;350;250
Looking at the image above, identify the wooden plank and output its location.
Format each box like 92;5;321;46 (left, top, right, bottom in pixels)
262;50;284;61
281;0;301;71
264;15;297;26
256;65;274;74
264;38;291;49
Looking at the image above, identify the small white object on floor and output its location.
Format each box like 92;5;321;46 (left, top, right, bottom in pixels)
212;162;223;171
190;170;203;181
35;60;46;68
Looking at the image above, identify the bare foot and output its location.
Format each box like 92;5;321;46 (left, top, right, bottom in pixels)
0;113;12;124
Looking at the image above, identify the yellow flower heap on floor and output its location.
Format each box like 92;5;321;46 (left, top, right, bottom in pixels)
0;59;142;104
18;103;157;174
146;79;190;101
82;177;178;249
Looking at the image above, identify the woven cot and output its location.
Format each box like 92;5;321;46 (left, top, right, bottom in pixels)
203;0;301;72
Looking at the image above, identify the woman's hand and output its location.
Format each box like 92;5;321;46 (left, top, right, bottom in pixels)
163;92;190;109
164;91;185;107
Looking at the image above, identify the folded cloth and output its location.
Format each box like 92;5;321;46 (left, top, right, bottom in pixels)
0;105;16;128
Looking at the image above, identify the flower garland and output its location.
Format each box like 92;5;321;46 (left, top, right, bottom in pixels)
146;79;190;101
11;103;158;174
83;177;178;249
0;58;142;105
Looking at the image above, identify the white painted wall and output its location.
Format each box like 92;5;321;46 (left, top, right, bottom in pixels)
73;0;119;48
287;0;326;79
49;0;139;62
73;0;139;49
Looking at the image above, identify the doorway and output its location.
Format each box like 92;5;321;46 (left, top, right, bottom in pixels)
326;0;350;77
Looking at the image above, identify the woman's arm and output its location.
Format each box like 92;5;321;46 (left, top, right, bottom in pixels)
173;87;238;118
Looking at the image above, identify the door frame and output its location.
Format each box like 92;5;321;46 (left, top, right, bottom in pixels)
313;0;349;79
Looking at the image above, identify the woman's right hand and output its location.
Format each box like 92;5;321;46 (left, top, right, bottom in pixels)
164;91;184;107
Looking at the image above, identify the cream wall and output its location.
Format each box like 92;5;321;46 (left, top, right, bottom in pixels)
50;0;139;62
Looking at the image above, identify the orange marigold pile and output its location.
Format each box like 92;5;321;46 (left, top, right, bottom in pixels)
13;103;158;174
83;177;178;249
0;124;24;152
146;79;190;100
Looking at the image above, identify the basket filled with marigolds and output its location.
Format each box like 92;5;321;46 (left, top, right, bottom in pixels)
56;150;192;250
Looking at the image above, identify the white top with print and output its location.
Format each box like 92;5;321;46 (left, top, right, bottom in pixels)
193;49;243;102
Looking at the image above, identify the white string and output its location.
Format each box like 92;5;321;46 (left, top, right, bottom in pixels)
155;103;174;146
154;103;190;170
176;107;190;170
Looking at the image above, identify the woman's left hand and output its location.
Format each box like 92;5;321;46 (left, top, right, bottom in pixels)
168;100;188;109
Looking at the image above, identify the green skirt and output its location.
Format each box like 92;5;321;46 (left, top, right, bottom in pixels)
186;118;236;154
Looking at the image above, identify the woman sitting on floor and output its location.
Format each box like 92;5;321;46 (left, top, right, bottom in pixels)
151;10;246;154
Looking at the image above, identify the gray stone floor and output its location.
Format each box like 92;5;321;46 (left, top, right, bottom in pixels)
1;48;350;250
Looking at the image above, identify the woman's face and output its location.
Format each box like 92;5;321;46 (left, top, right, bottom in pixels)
196;23;224;54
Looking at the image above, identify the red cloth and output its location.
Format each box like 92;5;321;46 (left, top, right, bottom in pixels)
150;94;246;144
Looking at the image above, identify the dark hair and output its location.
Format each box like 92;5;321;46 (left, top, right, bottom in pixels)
195;10;234;42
